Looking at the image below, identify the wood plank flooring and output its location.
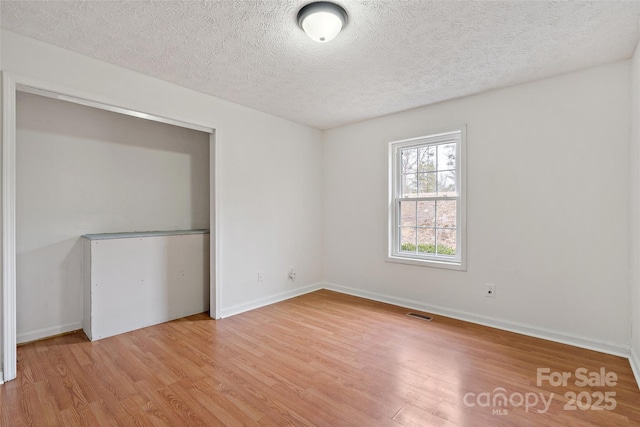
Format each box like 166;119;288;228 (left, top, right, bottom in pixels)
2;289;639;426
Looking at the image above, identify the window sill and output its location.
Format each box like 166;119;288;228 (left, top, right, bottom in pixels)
386;255;466;271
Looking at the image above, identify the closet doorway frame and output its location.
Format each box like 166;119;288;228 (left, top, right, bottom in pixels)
1;71;221;382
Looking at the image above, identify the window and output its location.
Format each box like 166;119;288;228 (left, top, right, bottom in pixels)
388;127;466;270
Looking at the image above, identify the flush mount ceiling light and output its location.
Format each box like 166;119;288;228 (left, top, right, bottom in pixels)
297;2;347;43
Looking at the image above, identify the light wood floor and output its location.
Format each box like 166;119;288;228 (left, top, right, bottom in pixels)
2;290;639;426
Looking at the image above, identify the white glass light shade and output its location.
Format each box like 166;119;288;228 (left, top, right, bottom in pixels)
298;2;347;43
301;11;343;42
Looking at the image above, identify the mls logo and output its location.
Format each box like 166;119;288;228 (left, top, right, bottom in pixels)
492;409;509;416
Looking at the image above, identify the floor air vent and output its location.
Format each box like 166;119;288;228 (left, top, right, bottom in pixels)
407;312;433;321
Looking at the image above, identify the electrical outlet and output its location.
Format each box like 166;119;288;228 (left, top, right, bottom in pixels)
288;266;296;280
485;283;496;298
257;272;264;282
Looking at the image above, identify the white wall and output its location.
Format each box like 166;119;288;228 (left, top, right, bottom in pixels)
0;26;4;378
630;43;640;381
2;30;324;324
324;62;631;353
0;25;4;376
16;92;210;342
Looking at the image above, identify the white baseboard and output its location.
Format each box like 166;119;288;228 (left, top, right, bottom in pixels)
322;282;631;358
219;283;323;318
17;321;83;344
0;371;3;384
630;347;640;390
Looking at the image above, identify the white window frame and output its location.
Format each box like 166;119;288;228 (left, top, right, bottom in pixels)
387;126;466;271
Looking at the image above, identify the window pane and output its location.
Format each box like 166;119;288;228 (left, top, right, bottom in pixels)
417;228;435;253
400;227;417;252
391;130;463;266
418;172;436;197
402;173;417;197
418;145;436;172
438;143;456;170
437;171;456;195
417;201;435;227
401;148;418;173
436;228;456;255
436;200;456;228
400;201;417;226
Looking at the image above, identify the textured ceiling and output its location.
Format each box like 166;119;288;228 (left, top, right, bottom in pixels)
2;1;640;130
